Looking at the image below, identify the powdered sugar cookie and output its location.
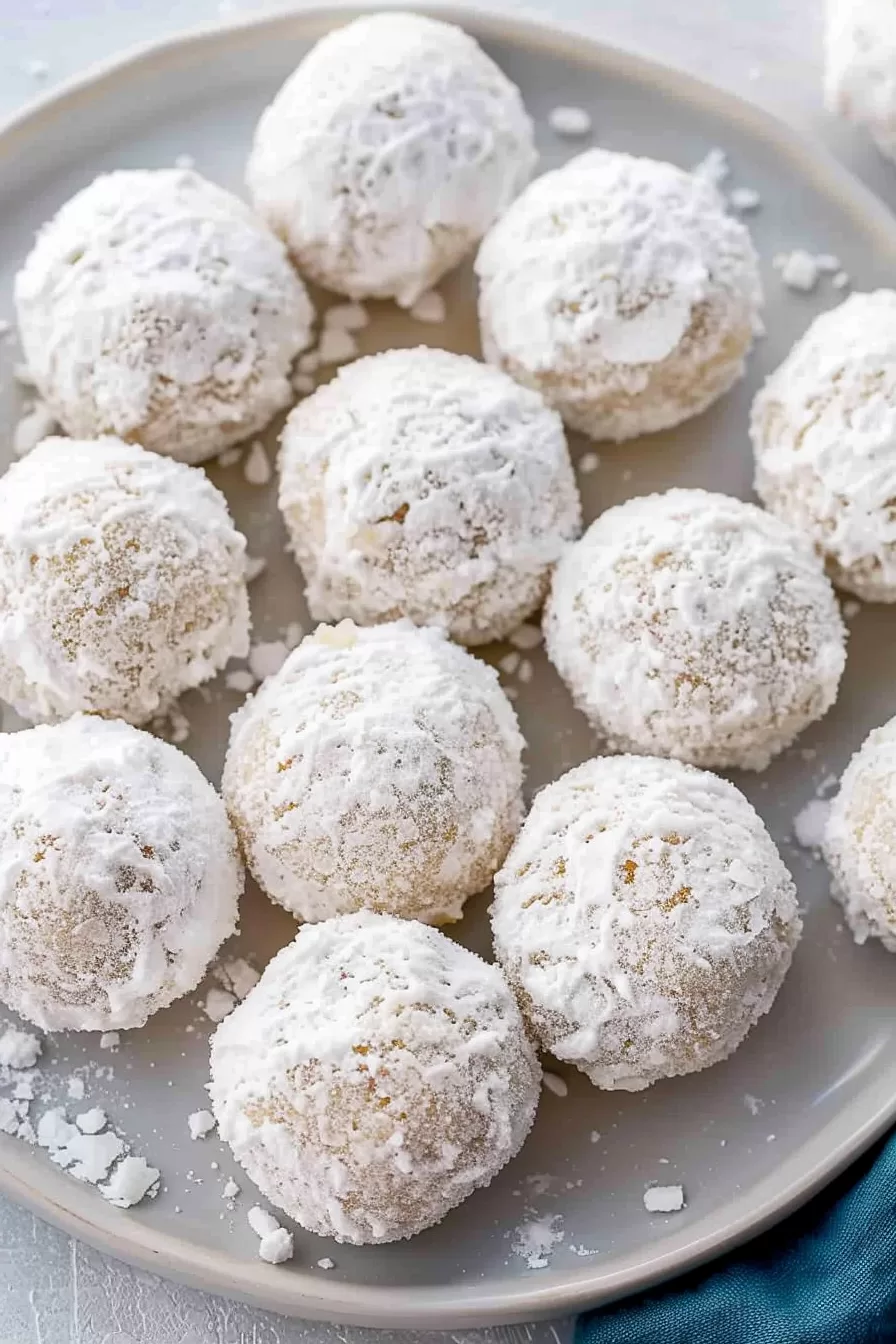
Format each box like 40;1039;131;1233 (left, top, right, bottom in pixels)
476;148;763;441
246;12;536;306
15;169;313;464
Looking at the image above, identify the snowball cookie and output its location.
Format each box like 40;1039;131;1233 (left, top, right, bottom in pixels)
0;436;249;724
475;148;763;441
825;0;896;160
15;168;314;464
824;716;896;951
246;12;536;306
491;755;801;1090
0;715;242;1031
279;347;581;644
222;620;524;924
209;910;540;1243
545;489;846;771
752;291;896;602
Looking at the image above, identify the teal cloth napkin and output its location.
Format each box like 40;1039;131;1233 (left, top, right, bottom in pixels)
577;1132;896;1344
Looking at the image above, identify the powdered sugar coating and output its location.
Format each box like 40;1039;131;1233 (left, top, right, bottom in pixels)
475;148;763;441
279;347;581;645
752;291;896;602
825;0;896;160
491;755;801;1090
15;169;313;464
246;13;536;307
0;436;249;724
209;911;540;1244
824;715;896;950
222;620;524;924
544;489;846;771
0;715;242;1031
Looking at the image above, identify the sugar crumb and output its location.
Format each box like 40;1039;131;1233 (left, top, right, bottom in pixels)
317;1256;336;1269
508;623;543;650
693;147;729;187
548;105;592;138
259;1227;294;1264
643;1184;685;1213
248;640;289;681
245;554;267;583
408;290;446;324
729;186;761;212
248;1205;281;1239
324;302;368;332
793;798;831;851
204;987;237;1023
542;1071;568;1097
187;1109;217;1140
243;440;271;486
511;1213;565;1269
102;1155;160;1208
317;327;358;365
577;451;600;475
225;668;256;695
222;1177;240;1200
99;1031;120;1051
76;1108;107;1135
0;1027;41;1070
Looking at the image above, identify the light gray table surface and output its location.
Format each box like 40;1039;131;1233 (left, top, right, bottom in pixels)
1;1;895;1341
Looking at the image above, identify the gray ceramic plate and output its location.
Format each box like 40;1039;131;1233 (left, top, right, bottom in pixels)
2;3;896;1329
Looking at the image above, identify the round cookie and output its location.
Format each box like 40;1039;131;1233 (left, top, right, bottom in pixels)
0;435;249;724
824;715;896;951
752;290;896;602
222;620;524;924
825;0;896;161
15;168;313;464
246;12;536;306
0;715;242;1032
209;910;541;1244
278;347;581;644
544;488;846;771
491;755;801;1091
475;148;763;441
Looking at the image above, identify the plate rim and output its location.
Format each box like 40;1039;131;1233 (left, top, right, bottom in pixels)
1;1;896;1328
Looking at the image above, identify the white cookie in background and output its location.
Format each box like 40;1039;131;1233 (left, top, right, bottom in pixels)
825;0;896;160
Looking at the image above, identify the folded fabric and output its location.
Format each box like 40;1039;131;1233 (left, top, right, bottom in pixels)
577;1130;896;1344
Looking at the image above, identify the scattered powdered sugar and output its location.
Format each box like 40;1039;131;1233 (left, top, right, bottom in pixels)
832;270;851;290
744;1093;764;1115
222;1177;240;1200
729;186;761;212
577;451;600;475
752;291;896;603
246;12;536;307
248;640;290;682
259;1227;294;1264
248;1205;280;1238
317;327;359;366
0;1027;41;1070
102;1155;160;1208
204;987;237;1024
223;621;525;925
324;302;368;332
793;799;831;851
38;1108;125;1183
498;651;520;676
279;348;581;645
693;146;730;187
476;148;763;442
544;489;845;771
774;249;820;292
243;440;271;486
643;1185;685;1213
15;169;314;466
548;105;592;137
317;1256;336;1270
508;623;543;651
209;912;541;1245
511;1213;565;1269
491;755;801;1091
408;290;446;324
188;1109;217;1140
0;716;242;1032
67;1076;85;1101
99;1032;120;1051
542;1072;568;1098
13;400;57;457
76;1108;107;1135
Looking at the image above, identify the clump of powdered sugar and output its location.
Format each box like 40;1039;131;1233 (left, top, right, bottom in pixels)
491;755;801;1090
476;148;763;442
548;105;592;138
222;620;524;925
511;1213;565;1269
545;489;846;771
102;1155;160;1207
247;12;536;306
825;0;896;160
0;1027;41;1070
752;291;896;602
644;1185;685;1213
279;348;581;645
0;715;242;1031
15;169;314;464
0;435;249;725
408;290;446;324
793;799;831;851
824;716;896;950
209;912;541;1245
248;1205;294;1263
